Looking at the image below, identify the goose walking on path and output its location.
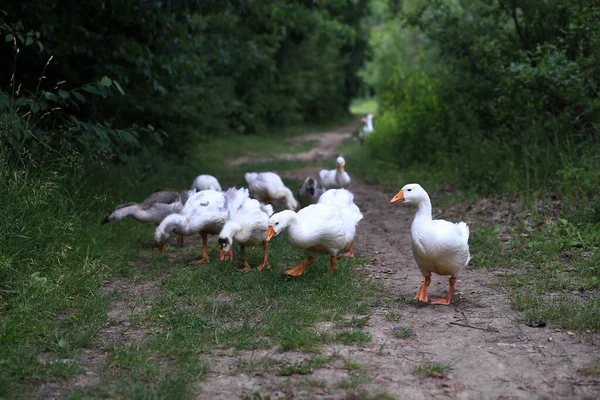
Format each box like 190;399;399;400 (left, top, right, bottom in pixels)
266;201;362;277
318;188;362;257
390;183;470;305
319;156;351;189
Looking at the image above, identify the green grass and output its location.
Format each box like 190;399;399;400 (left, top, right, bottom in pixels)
578;361;600;376
0;120;376;397
336;372;368;388
412;362;451;378
279;355;335;376
391;327;413;339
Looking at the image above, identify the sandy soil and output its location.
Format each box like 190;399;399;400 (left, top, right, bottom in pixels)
42;125;599;399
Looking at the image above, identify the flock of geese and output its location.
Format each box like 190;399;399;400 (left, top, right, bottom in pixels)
103;156;470;305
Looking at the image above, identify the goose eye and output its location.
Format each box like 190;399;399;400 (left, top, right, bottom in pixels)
275;222;279;225
407;189;412;192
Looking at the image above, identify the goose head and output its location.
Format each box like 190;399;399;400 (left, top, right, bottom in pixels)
266;210;296;241
390;183;428;204
279;187;298;211
336;156;346;172
218;236;231;261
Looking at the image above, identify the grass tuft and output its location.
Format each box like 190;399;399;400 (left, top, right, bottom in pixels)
412;362;451;378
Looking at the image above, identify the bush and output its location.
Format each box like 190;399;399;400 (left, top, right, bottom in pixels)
364;0;600;196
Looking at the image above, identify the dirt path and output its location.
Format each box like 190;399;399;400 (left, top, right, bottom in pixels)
228;125;353;166
200;125;600;399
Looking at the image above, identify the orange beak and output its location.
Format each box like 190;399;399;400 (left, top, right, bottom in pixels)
266;226;276;241
338;164;344;171
218;248;226;261
158;243;167;253
390;189;405;204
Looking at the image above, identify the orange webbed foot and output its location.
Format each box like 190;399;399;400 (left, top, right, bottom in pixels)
189;257;210;265
414;277;431;303
430;297;452;305
238;263;252;272
284;266;305;276
256;262;271;271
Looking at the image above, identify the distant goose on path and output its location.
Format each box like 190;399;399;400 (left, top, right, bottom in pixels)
319;156;351;189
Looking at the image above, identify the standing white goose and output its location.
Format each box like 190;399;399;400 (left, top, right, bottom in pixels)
298;177;325;208
319;156;351;189
245;172;298;211
217;187;271;271
191;174;222;191
390;183;470;305
155;189;230;264
318;188;362;257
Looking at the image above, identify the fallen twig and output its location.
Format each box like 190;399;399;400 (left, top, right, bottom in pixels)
449;321;499;332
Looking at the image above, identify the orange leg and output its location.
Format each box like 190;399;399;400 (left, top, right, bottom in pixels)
431;277;456;305
177;235;185;247
256;240;270;271
190;233;210;264
339;241;355;258
328;255;337;276
414;276;431;303
284;256;315;277
239;246;251;271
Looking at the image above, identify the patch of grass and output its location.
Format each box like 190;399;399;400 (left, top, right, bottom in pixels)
279;361;314;376
351;392;396;400
279;354;336;376
343;357;366;371
334;329;372;345
242;390;272;400
391;327;413;339
578;361;600;376
336;372;368;388
346;315;371;328
412;362;451;378
234;354;279;374
301;378;327;388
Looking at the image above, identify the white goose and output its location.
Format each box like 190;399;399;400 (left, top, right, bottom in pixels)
266;202;362;276
319;156;351;189
298;177;325;208
217;188;271;271
245;172;298;210
390;183;470;305
318;188;362;257
191;174;222;191
155;189;229;264
358;113;374;140
102;189;196;246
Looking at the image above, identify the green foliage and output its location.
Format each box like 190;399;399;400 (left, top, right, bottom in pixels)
0;18;162;165
363;0;600;196
1;1;372;154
